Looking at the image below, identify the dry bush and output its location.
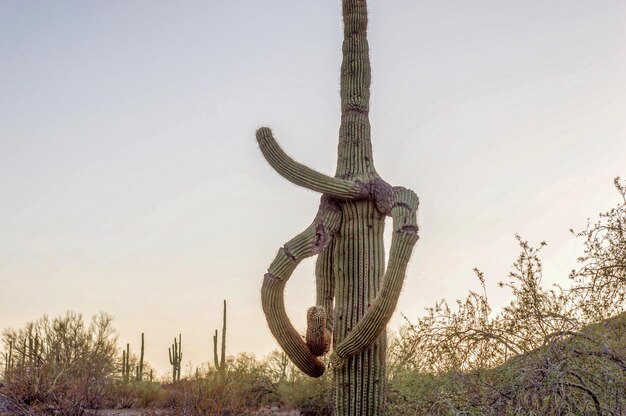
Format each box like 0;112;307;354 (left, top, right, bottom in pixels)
151;353;277;415
390;236;582;376
1;311;118;415
571;177;626;321
389;312;626;415
387;179;626;415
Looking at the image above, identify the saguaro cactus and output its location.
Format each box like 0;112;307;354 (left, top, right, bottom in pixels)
122;343;131;383
4;340;13;378
168;334;182;382
257;1;419;415
27;335;39;366
213;300;227;376
135;333;145;382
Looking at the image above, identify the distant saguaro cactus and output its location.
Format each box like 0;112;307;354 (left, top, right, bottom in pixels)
213;300;227;376
27;335;39;366
3;340;13;378
121;343;131;384
168;334;182;383
256;1;419;414
135;333;145;382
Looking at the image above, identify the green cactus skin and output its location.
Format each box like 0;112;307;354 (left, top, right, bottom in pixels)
305;306;331;356
136;333;145;382
168;334;182;382
257;1;419;414
213;300;227;376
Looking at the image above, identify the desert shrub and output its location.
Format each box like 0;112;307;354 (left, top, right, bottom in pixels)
101;380;164;410
570;177;626;321
388;313;626;416
390;236;582;376
386;179;626;415
262;350;331;414
154;353;277;415
1;311;118;415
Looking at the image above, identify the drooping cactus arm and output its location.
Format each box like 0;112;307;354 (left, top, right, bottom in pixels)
332;187;418;364
256;127;366;198
261;197;342;377
304;243;336;356
315;241;335;332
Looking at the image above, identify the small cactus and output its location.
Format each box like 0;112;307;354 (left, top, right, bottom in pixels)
168;334;182;382
213;300;227;376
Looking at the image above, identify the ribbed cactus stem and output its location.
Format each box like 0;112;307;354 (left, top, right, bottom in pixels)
261;197;342;377
332;188;418;365
315;242;335;334
256;128;367;199
213;300;228;376
136;333;144;382
220;300;226;374
257;1;419;415
305;306;331;356
336;0;375;180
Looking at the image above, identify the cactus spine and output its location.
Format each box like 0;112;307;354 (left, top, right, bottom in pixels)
168;334;182;382
122;343;131;383
256;1;419;414
135;333;144;382
213;299;227;376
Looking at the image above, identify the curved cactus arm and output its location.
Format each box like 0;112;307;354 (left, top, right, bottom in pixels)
331;187;419;366
261;196;341;377
256;127;366;199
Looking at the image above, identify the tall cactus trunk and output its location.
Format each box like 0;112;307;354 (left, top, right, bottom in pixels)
213;300;227;376
333;202;387;414
334;2;386;413
257;1;419;415
136;333;144;382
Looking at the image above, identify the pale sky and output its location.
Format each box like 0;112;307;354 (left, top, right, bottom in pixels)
1;1;625;377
